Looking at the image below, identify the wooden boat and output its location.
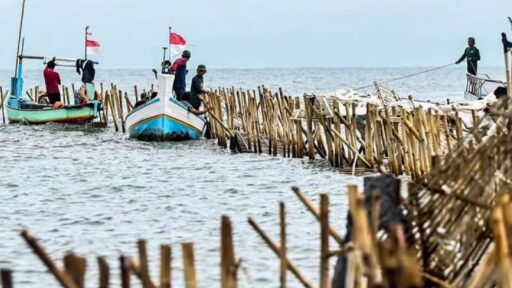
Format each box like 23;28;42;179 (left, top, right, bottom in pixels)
125;73;207;141
7;0;101;125
6;56;101;125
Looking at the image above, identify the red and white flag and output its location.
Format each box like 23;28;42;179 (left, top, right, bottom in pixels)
86;30;101;55
86;40;101;54
169;30;187;57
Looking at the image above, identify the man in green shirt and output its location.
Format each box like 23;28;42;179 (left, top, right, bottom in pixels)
456;37;480;75
189;64;209;110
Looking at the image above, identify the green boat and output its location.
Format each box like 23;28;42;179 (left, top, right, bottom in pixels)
7;55;101;125
7;101;99;124
6;0;101;125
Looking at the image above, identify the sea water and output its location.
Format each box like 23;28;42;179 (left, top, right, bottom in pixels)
0;66;505;287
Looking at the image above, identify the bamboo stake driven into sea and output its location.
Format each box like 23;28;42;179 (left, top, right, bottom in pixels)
1;269;13;288
0;86;6;124
182;242;198;288
160;245;172;288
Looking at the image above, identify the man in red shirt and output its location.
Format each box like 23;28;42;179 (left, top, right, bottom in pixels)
43;60;63;108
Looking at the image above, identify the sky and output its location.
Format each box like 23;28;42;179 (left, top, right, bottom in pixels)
0;0;511;69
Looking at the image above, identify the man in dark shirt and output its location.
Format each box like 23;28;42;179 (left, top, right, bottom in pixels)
189;64;209;110
43;60;64;108
134;92;150;108
171;50;191;101
456;37;480;75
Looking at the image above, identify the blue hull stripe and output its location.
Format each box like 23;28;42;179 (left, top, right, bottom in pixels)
129;115;202;141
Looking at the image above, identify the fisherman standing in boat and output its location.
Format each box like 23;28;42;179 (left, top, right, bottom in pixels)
455;37;480;75
171;50;191;101
43;59;64;108
189;64;209;110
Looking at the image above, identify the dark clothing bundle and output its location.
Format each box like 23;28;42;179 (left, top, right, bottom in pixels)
76;59;96;83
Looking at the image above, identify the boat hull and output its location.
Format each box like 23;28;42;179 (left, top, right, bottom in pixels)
125;97;206;141
6;103;98;124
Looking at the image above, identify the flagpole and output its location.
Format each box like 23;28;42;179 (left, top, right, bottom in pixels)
168;26;172;61
85;26;89;60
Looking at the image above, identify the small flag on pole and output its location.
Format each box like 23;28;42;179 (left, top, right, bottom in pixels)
169;31;187;57
86;30;101;55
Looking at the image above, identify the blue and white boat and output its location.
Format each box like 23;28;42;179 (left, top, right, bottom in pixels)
125;73;207;141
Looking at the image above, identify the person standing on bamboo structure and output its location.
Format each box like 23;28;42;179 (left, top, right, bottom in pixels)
455;37;480;75
171;50;191;101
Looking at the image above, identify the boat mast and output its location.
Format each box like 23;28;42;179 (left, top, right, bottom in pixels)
14;0;27;78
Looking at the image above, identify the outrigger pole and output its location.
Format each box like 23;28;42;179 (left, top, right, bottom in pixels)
13;0;26;79
18;55;98;67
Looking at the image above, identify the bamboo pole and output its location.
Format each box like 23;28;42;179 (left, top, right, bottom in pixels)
492;206;512;287
134;85;139;102
118;90;126;133
221;216;237;288
304;96;315;160
20;230;79;288
182;243;198;288
124;92;133;113
97;257;109;288
248;218;314;288
120;256;130;288
63;253;86;288
201;96;233;138
137;240;155;288
160;245;171;288
1;269;13;288
0;86;6;124
319;194;330;288
291;187;343;245
65;87;70;106
280;202;287;288
107;92;119;132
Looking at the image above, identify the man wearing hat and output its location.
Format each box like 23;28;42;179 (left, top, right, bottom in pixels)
455;37;480;75
171;50;191;101
189;64;209;110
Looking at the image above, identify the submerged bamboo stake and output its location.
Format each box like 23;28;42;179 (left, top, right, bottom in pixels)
120;256;130;288
160;245;171;288
63;253;86;288
182;243;198;288
1;269;13;288
0;86;6;124
137;240;155;288
107;92;119;132
97;257;109;288
280;202;287;288
134;85;139;102
248;218;314;288
20;230;79;288
319;194;330;288
118;90;126;133
221;216;237;288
